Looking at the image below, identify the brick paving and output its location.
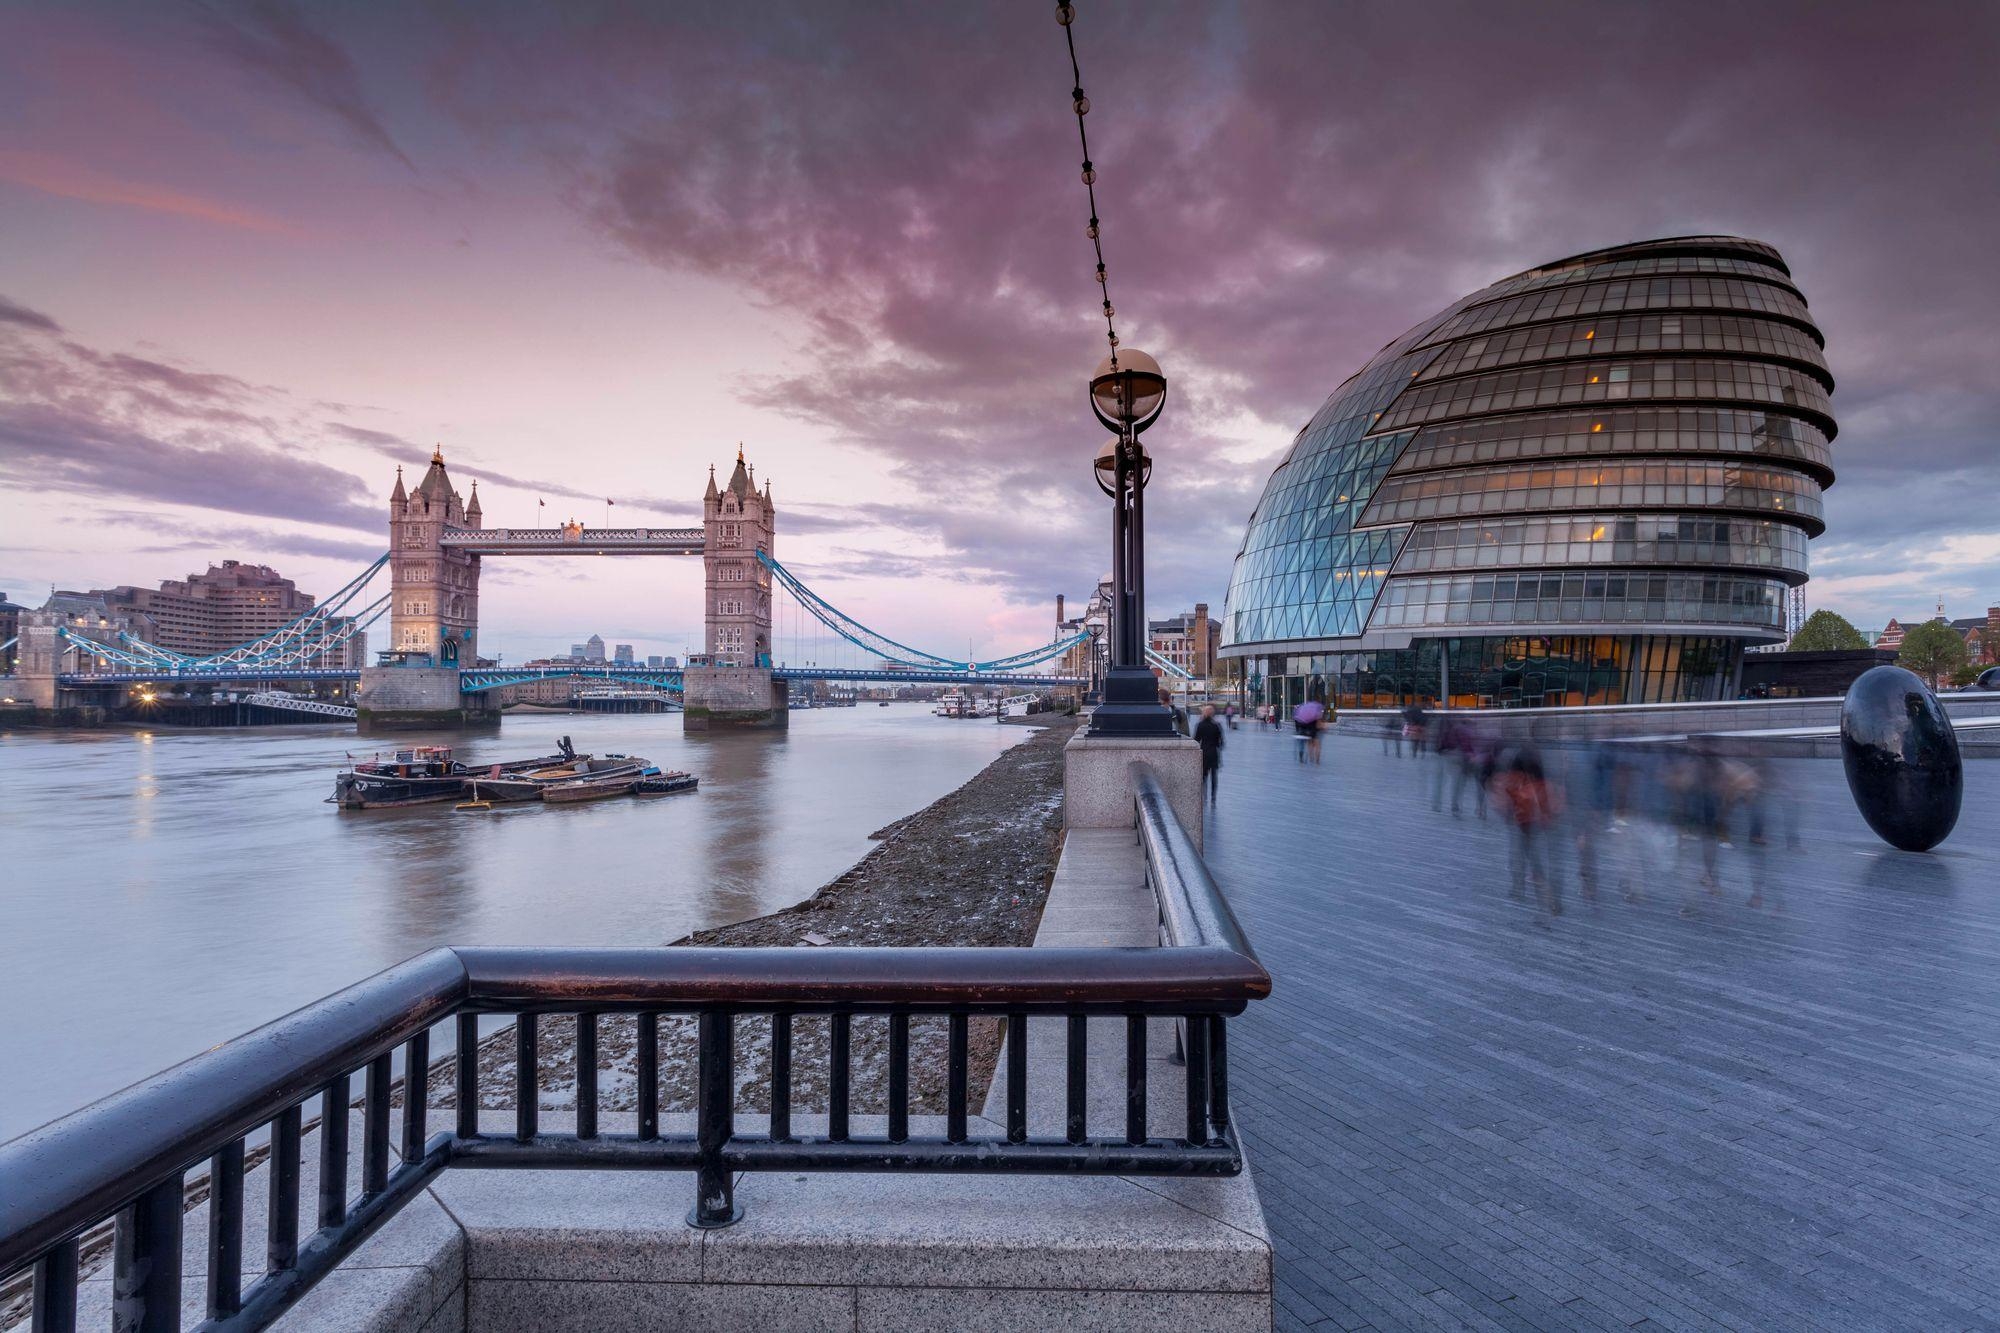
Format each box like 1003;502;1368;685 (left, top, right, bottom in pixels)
1201;725;2000;1331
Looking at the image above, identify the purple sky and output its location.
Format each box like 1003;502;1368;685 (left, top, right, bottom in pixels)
2;2;1996;658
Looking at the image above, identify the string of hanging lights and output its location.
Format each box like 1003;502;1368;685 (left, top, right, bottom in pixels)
1056;1;1121;370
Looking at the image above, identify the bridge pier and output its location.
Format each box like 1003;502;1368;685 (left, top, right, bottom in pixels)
681;665;787;731
355;665;497;733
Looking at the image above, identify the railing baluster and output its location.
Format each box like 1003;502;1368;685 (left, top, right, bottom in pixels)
1183;1012;1209;1147
364;1052;392;1193
887;1012;909;1144
769;1012;792;1141
1006;1011;1028;1144
1208;1015;1231;1134
402;1029;430;1164
455;1013;480;1140
1126;1014;1147;1145
114;1174;182;1333
636;1012;659;1141
945;1012;968;1144
268;1105;301;1271
31;1236;79;1333
514;1014;539;1142
319;1074;350;1229
575;1013;598;1141
689;1010;740;1228
1066;1014;1088;1145
828;1013;850;1142
206;1139;245;1319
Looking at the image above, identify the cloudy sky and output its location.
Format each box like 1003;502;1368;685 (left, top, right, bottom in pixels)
1;1;1995;659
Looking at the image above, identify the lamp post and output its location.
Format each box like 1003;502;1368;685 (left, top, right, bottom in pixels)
1087;349;1177;736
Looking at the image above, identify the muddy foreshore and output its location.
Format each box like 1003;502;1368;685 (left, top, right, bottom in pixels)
432;715;1078;1116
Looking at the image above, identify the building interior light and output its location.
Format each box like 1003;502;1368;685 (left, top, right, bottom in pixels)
1591;422;1603;432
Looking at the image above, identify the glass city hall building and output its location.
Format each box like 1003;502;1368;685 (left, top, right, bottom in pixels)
1220;236;1835;711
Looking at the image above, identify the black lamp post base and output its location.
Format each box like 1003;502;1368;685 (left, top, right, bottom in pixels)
1088;668;1179;736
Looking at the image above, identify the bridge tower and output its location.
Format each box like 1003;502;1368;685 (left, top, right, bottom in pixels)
357;449;494;730
702;448;775;665
387;449;482;666
684;448;786;729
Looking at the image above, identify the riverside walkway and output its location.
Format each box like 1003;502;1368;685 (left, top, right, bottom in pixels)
1204;725;2000;1331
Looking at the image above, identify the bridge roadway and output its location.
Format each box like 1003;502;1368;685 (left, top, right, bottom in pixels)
53;664;1081;691
438;526;703;555
1208;724;2000;1331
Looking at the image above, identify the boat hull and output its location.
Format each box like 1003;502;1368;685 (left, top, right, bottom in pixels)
633;774;699;795
335;772;466;809
543;777;637;804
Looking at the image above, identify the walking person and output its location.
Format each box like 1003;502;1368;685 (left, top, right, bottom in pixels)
1494;743;1562;915
1401;701;1429;758
1293;697;1324;764
1194;704;1225;803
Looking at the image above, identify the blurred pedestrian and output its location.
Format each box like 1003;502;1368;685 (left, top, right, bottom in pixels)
1194;704;1224;803
1574;741;1623;904
1294;697;1324;764
1493;743;1562;914
1401;701;1429;758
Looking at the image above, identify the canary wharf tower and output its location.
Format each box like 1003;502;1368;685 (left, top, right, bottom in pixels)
1220;236;1835;710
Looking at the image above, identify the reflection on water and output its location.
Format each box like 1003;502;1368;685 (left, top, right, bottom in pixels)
0;706;1022;1140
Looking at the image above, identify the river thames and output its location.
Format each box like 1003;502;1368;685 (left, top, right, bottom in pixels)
0;705;1025;1141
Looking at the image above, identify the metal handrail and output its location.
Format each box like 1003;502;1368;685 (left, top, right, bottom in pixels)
1;784;1268;1332
1133;763;1261;963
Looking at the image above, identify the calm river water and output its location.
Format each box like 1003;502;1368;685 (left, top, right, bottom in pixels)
0;705;1024;1141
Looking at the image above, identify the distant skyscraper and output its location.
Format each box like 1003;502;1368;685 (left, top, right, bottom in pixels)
584;634;606;662
646;654;664;668
614;643;634;664
569;643;586;659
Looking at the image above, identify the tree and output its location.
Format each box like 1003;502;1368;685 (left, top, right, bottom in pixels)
1896;619;1968;689
1787;609;1868;652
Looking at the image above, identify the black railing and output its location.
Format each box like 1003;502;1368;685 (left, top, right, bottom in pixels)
0;764;1266;1333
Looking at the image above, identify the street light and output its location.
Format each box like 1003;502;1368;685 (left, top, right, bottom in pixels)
1087;349;1177;736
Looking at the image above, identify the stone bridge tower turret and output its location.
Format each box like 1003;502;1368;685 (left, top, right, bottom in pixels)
702;448;775;667
387;448;482;666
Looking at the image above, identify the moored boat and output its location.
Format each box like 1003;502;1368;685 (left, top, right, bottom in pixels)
633;771;699;795
542;774;638;804
524;755;649;784
334;746;466;809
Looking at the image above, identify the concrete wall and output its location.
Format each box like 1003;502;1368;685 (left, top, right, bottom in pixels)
682;664;787;730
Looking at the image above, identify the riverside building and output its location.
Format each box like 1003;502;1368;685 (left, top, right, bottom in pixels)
1220;236;1835;710
68;561;367;668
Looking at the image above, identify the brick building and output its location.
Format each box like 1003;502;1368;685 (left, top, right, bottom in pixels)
1149;603;1220;680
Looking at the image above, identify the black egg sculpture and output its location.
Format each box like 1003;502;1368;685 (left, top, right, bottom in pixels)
1841;665;1962;851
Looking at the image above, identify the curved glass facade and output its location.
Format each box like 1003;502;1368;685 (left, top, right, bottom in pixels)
1362;459;1824;531
1220;235;1835;709
1388;407;1833;480
1395;514;1810;581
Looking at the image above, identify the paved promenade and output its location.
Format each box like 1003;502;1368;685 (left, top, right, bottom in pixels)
1202;724;2000;1331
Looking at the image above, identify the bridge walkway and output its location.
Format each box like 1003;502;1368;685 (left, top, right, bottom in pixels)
1203;725;2000;1332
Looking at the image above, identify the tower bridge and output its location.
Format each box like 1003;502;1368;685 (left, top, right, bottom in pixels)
13;447;1092;727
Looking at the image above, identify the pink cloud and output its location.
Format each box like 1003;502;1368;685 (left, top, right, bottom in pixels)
0;149;305;236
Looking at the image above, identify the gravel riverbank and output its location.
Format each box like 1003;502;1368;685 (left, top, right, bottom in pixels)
434;715;1078;1117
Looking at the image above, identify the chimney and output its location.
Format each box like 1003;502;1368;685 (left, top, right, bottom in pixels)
1193;602;1210;676
1057;593;1066;627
